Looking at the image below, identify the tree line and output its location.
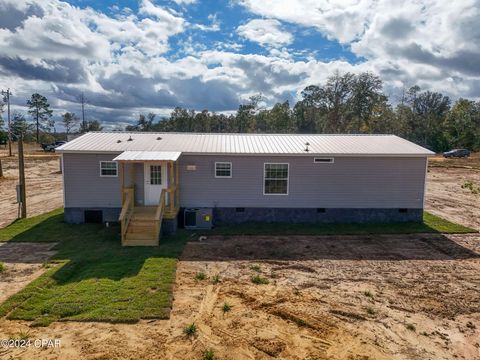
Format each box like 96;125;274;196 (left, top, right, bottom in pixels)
0;92;102;145
127;72;480;152
2;71;479;152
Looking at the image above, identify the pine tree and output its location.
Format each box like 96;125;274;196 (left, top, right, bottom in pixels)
61;112;79;137
27;93;53;143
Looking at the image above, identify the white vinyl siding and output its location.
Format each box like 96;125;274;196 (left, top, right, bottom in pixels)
215;162;232;178
264;163;289;195
99;161;118;177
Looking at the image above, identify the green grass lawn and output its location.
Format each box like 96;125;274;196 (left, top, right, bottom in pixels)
0;209;190;326
205;211;476;236
0;208;474;327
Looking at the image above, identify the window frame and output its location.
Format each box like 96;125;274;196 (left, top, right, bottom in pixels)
215;161;232;178
99;161;118;177
263;162;289;196
149;164;163;185
313;157;334;164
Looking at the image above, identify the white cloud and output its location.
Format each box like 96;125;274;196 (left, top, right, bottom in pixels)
172;0;197;5
191;13;221;32
0;0;479;129
237;19;293;48
238;0;480;99
139;0;185;31
238;0;370;43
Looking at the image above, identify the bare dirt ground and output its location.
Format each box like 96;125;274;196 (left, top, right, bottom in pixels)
0;243;57;304
427;153;480;231
0;152;479;360
0;233;479;360
0;151;63;228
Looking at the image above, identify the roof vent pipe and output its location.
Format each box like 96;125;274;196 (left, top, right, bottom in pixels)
127;136;133;142
304;142;310;152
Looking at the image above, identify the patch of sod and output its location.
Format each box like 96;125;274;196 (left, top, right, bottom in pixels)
0;208;70;242
205;211;476;236
0;208;190;326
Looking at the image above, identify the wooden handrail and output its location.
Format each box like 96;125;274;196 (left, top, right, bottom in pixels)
119;197;130;221
155;189;166;221
153;189;166;240
119;187;134;244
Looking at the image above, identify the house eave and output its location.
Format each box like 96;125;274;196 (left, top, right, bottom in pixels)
56;149;434;157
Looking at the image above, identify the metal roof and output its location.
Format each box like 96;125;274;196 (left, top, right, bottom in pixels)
56;132;434;156
113;151;182;162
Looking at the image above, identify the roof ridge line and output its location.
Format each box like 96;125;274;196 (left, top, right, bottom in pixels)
87;131;395;137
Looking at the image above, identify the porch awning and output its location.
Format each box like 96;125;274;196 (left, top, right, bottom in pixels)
113;151;182;162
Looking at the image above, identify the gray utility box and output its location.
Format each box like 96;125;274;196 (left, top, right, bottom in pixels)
184;208;213;230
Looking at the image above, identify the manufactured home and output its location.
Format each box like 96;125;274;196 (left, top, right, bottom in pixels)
56;132;434;246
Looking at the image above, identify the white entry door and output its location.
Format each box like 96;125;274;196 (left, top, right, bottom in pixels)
144;163;168;206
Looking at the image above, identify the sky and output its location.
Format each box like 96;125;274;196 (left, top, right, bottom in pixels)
0;0;479;129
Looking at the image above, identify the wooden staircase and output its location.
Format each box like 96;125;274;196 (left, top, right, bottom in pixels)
119;187;166;247
123;207;160;246
118;161;180;247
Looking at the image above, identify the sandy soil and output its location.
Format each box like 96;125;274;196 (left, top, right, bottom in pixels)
0;233;479;360
0;156;63;228
426;155;480;231
0;243;57;303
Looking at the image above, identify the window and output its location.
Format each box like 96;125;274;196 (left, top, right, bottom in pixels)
150;165;162;185
264;163;289;195
314;157;334;163
100;161;118;177
215;162;232;178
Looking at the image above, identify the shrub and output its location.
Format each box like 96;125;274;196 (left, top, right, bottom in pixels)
366;307;376;316
184;323;197;337
250;264;262;272
211;275;220;284
222;303;232;313
251;275;269;285
0;262;5;273
195;272;206;281
295;318;306;327
18;331;30;341
461;181;480;194
204;350;214;360
363;290;373;298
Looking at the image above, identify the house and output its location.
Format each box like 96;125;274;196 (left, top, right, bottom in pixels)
56;132;434;246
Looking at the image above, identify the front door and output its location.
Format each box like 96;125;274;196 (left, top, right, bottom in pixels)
144;163;168;206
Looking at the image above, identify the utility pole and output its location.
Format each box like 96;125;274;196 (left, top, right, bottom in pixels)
18;133;27;218
1;88;12;156
80;92;86;130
